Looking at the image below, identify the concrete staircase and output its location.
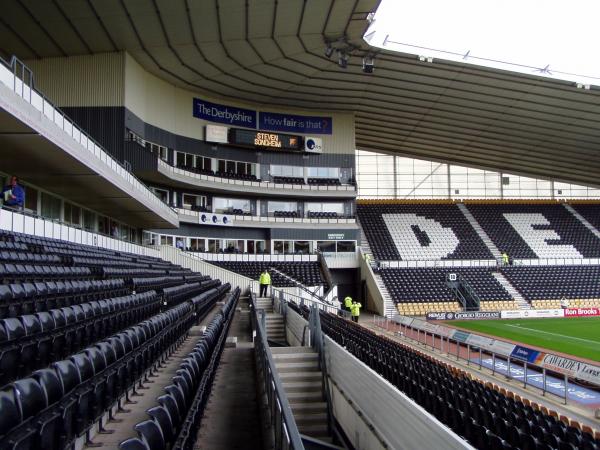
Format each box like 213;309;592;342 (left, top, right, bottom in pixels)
491;272;531;310
373;273;397;318
457;202;502;260
564;203;600;240
255;297;287;343
271;347;332;443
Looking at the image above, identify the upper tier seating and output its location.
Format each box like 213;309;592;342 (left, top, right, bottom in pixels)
307;211;339;219
272;176;304;184
570;204;600;231
380;268;511;304
501;265;600;302
467;203;600;259
212;261;325;287
357;203;492;260
307;177;340;186
319;312;600;450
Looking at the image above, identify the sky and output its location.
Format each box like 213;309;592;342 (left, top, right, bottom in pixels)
365;0;600;85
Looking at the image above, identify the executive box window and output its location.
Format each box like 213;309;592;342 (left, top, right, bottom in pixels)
213;197;251;214
150;143;168;161
189;238;205;252
224;240;244;253
273;240;294;255
270;165;303;178
41;192;61;220
98;216;109;235
268;201;298;214
306;202;344;214
337;241;356;252
83;210;95;232
151;188;169;204
182;193;207;209
247;240;266;254
307;167;339;178
217;159;256;177
294;241;310;254
208;239;221;253
64;202;81;226
161;235;174;246
24;185;37;212
316;240;336;253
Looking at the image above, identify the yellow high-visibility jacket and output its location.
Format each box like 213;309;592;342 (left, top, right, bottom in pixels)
344;296;353;308
259;272;271;285
350;303;362;317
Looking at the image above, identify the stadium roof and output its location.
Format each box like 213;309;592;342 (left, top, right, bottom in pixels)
2;0;600;187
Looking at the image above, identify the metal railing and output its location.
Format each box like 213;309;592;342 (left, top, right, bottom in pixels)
250;293;305;450
159;159;356;193
0;56;177;223
176;207;356;225
0;205;159;257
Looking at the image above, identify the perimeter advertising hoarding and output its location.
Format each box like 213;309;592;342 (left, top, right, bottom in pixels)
500;309;564;319
426;311;500;321
539;354;600;385
465;334;494;348
564;308;600;317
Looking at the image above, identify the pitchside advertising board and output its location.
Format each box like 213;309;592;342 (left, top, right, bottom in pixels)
193;97;333;134
426;311;500;321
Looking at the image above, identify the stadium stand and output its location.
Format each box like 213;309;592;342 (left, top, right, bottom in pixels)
319;311;600;450
570;203;600;232
357;202;493;260
211;261;326;287
379;268;517;315
467;202;600;259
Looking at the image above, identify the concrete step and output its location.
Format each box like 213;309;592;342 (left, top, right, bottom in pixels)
287;391;324;403
271;347;317;356
298;423;329;438
290;401;328;413
295;412;328;425
275;361;320;372
281;380;323;393
279;371;322;382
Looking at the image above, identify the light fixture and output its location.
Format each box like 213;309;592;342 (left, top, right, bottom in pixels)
362;56;374;73
325;43;334;58
338;50;348;69
576;82;591;90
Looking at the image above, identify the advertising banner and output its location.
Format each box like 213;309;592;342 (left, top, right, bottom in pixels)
426;311;500;321
564;308;600;318
205;124;228;143
466;334;495;349
304;137;323;153
193;98;257;128
259;111;333;135
198;213;234;227
510;345;542;363
540;354;600;385
500;309;564;319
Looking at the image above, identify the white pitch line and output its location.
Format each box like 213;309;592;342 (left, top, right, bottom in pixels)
505;324;600;346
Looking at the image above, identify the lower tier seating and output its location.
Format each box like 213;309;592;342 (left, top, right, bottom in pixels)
119;286;238;450
380;268;511;304
319;312;600;450
212;262;326;287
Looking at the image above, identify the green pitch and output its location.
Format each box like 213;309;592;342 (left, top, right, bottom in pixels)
451;317;600;362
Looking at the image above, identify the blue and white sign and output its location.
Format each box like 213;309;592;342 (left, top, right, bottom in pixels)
193;98;257;128
259;112;332;135
305;137;323;153
510;345;541;363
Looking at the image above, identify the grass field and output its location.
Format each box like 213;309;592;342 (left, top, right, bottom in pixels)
451;317;600;362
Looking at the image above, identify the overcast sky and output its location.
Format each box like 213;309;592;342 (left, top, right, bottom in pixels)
367;0;600;85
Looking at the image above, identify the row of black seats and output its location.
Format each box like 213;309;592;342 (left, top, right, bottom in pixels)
307;177;341;185
319;313;599;450
163;281;220;308
2;264;92;283
0;251;62;265
120;287;239;450
0;291;160;385
132;277;187;294
102;268;166;279
273;210;299;218
0;279;128;318
0;300;197;450
307;211;339;219
71;256;152;270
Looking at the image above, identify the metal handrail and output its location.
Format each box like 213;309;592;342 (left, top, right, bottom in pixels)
250;292;305;450
0;55;177;220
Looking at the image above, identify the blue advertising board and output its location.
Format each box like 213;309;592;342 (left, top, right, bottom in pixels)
193;98;256;128
510;345;541;363
259;111;333;135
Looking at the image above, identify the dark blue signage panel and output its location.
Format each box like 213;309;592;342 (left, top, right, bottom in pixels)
259;112;332;135
193;98;257;128
510;345;540;363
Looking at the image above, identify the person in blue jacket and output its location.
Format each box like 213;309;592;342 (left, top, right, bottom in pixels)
2;176;24;209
